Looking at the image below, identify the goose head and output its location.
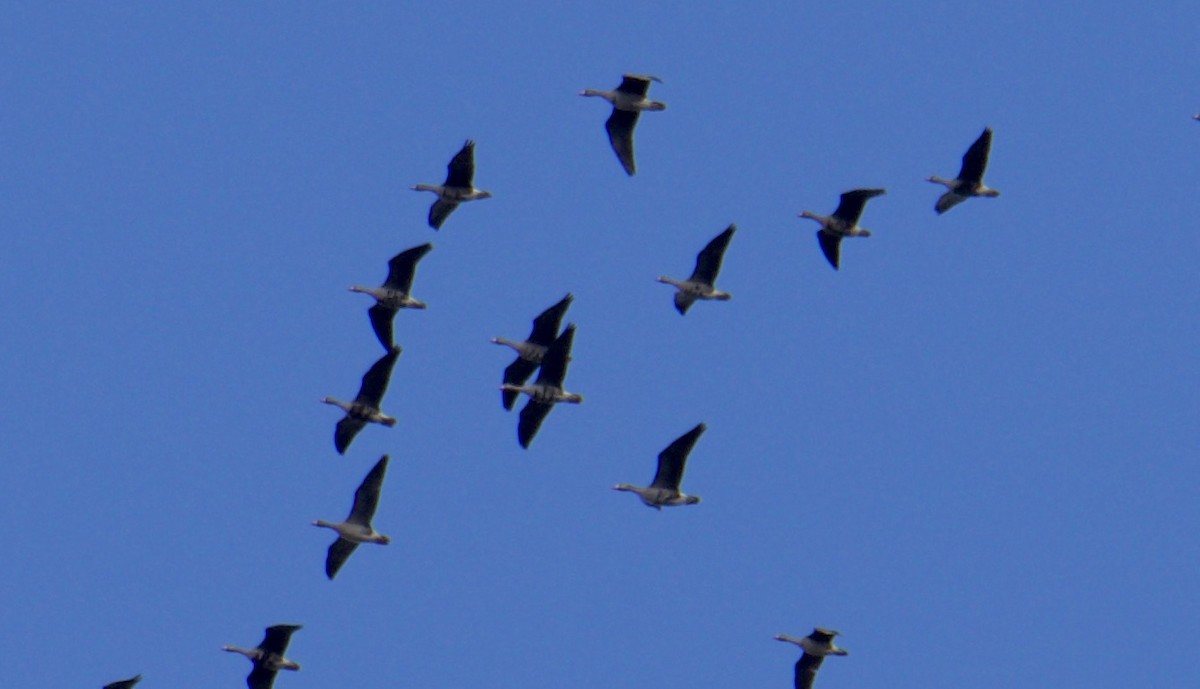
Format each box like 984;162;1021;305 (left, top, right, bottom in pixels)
562;392;584;404
926;175;955;188
684;495;701;505
646;101;667;111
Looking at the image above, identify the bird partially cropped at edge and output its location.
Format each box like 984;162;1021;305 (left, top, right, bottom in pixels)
491;293;574;410
927;127;1000;214
222;624;302;689
349;243;433;350
313;454;391;579
613;422;707;508
321;346;402;454
657;224;735;314
500;323;583;448
579;74;666;175
411;140;491;229
774;628;848;689
103;675;142;689
798;188;886;270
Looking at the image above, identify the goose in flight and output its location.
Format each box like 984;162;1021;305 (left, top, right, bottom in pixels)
579;74;666;175
799;188;886;270
500;324;583;448
613;423;707;508
103;676;142;689
222;624;302;689
321;346;401;454
349;243;433;350
492;293;574;410
657;225;735;314
927;127;1000;214
313;454;391;579
774;628;848;689
412;140;491;229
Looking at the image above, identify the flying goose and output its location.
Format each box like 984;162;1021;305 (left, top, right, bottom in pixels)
657;225;736;314
492;293;574;410
613;422;706;509
313;454;391;579
411;140;491;230
927;127;1000;214
775;628;848;689
579;74;666;175
223;624;302;689
799;188;886;270
349;243;433;350
500;324;583;448
103;675;142;689
321;345;402;454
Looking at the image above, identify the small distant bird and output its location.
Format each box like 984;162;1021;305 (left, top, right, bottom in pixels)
223;624;302;689
491;293;574;410
774;628;848;689
411;140;492;229
313;454;391;579
579;74;667;175
500;324;583;448
657;225;736;314
103;675;142;689
1193;113;1199;121
349;243;433;350
613;423;707;509
799;188;886;270
927;127;1000;214
321;346;402;454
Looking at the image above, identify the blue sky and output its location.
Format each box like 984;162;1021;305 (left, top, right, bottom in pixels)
2;2;1198;687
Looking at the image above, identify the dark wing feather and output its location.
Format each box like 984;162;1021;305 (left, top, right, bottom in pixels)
957;128;993;183
816;230;841;270
535;324;576;387
651;423;706;490
428;198;459;230
367;304;397;350
690;224;736;284
502;357;540;410
334;415;367;455
325;537;359;580
528;293;574;344
794;653;825;689
673;291;696;315
616;74;658;96
260;624;301;655
517;400;553;448
103;675;142;689
605;109;640;175
383;243;433;292
348;455;388;525
444;140;476;188
355;346;402;406
246;665;278;689
832;188;886;225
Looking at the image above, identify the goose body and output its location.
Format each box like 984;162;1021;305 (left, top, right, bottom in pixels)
613;423;706;509
411;140;491;229
657;224;735;314
103;675;142;689
927;127;1000;214
500;324;582;448
321;345;401;454
799;188;886;270
350;243;433;350
579;74;666;175
492;293;574;410
313;454;391;579
775;628;848;689
223;624;302;689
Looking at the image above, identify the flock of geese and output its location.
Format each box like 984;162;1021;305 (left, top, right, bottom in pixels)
100;73;1012;689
